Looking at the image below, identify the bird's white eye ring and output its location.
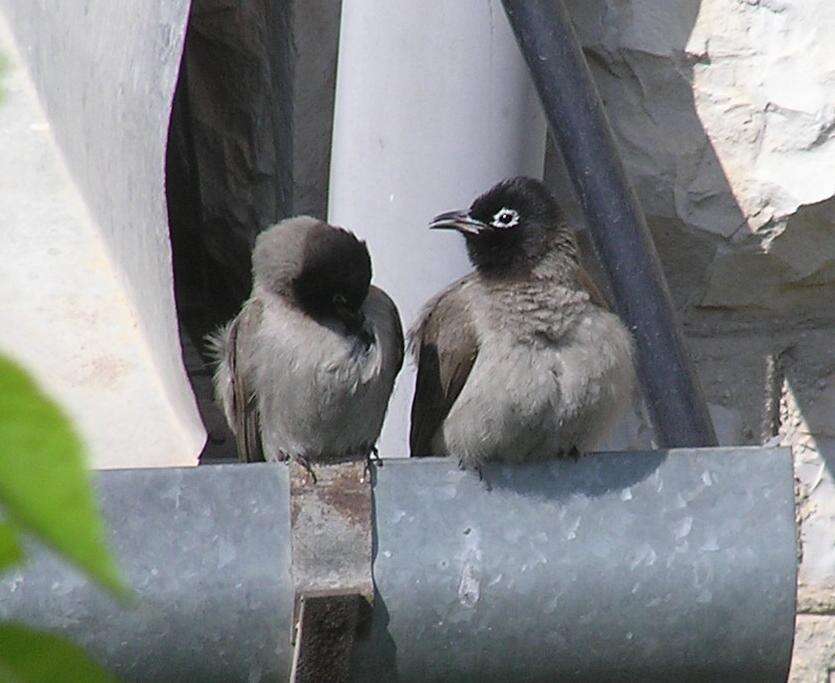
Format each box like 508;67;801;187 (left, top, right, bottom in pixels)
491;207;520;228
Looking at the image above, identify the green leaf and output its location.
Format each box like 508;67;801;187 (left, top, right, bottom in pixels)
0;522;23;572
0;356;127;598
0;623;117;682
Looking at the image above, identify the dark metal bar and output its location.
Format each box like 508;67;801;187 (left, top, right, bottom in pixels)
0;449;795;681
502;0;717;448
289;460;373;681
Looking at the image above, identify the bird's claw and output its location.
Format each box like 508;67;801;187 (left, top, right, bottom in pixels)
292;454;317;484
370;445;382;467
362;446;381;483
457;458;492;491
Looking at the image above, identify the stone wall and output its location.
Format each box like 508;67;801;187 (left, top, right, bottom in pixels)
551;2;835;678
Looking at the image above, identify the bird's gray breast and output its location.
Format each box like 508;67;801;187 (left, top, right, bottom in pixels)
437;280;635;466
252;298;393;461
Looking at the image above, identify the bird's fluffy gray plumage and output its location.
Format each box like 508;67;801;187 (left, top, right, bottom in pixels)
209;216;404;464
409;177;635;467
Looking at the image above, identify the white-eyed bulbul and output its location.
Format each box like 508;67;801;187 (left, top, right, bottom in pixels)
409;177;636;469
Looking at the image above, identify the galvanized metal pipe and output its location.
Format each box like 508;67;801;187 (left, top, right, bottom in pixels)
0;448;795;681
502;0;718;448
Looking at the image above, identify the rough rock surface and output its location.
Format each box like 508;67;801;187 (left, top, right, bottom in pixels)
550;2;835;677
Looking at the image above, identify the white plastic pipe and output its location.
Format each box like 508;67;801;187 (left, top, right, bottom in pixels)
329;0;546;456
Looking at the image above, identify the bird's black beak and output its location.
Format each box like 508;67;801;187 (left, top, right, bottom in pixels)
429;210;487;235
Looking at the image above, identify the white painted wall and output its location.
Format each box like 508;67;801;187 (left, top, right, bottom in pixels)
329;0;547;457
0;5;204;468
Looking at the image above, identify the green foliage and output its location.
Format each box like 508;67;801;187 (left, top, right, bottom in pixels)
0;523;22;572
0;356;127;598
0;624;117;683
0;355;130;680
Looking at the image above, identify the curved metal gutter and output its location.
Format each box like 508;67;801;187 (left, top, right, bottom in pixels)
0;449;795;681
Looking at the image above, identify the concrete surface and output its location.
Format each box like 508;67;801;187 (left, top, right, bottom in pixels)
0;4;204;467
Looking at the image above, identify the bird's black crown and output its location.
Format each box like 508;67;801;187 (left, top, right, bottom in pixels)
469;176;562;229
465;176;566;272
293;224;372;317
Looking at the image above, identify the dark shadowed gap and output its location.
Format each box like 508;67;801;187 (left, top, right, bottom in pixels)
165;1;342;462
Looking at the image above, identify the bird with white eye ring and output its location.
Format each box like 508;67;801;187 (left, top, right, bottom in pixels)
491;208;520;228
409;176;637;478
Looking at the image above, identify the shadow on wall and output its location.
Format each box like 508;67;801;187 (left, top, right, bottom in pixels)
165;0;342;461
165;0;835;481
548;0;828;454
548;3;835;612
544;0;753;450
165;3;282;461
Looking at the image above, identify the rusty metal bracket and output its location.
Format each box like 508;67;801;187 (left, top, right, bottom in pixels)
288;460;373;682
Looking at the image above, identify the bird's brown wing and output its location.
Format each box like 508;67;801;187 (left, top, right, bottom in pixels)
228;300;264;463
576;266;612;311
408;277;479;457
369;285;405;379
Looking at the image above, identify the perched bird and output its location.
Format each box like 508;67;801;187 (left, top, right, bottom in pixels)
409;177;635;470
209;216;404;472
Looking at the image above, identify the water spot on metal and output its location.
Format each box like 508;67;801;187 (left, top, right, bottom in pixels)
673;516;693;540
458;562;481;608
488;573;503;587
566;517;581;540
630;543;657;570
441;484;457;499
543;593;561;614
217;538;236;569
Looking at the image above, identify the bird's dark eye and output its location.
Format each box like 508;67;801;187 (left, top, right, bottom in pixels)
491;207;520;228
333;293;348;306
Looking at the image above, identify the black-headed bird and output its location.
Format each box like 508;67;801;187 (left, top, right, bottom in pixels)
409;177;635;470
210;217;403;473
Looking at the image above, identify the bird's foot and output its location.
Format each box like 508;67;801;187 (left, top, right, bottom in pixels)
477;465;493;492
557;446;582;461
361;445;382;483
457;458;492;492
291;454;317;485
370;445;382;467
